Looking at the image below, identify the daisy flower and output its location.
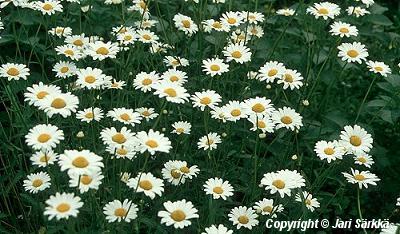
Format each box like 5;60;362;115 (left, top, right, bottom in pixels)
191;90;222;111
277;69;304;90
202;224;233;234
40;92;79;118
346;6;370;17
210;107;228;122
247;25;264;38
276;8;296;16
242;97;274;117
100;126;136;148
241;11;264;24
306;2;340;20
64;34;89;48
133;71;160;93
136;107;159;121
30;150;58;167
107;79;126;89
163;56;189;68
161;160;200;186
158;199;199;229
58;149;104;175
271;107;303;131
48;27;72;38
353;153;374;168
329;21;358;38
228;206;259;230
258;61;286;83
248;115;275;133
295;191;320;212
44;192;83;220
203;177;234;200
0;63;30;81
161;69;188;85
253;198;284;218
103;199;138;223
202;58;229;77
35;0;63;15
136;29;159;43
24;82;61;107
117;30;136;45
127;172;164;199
135;129;172;155
76;107;104;123
339;125;373;154
173;13;198;36
198;132;222;151
222;100;247;122
87;41;119;60
55;45;83;60
342;168;380;189
107;108;142;126
221;11;243;27
106;144;137;160
53;61;77;78
366;61;391;77
223;43;252;64
260;169;305;198
314;140;344;163
23;171;51;193
68;171;104;193
25;124;64;150
338;42;369;64
202;19;230;32
152;81;190;104
76;67;107;89
171;121;191;135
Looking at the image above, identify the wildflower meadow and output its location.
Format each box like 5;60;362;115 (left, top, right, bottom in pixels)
0;0;400;233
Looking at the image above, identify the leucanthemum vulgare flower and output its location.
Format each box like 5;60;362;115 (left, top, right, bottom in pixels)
55;45;84;60
163;56;189;68
171;121;191;135
228;206;259;230
248;115;275;133
247;25;264;38
106;144;137;160
306;2;340;20
44;192;83;220
342;168;380;189
40;92;79;118
0;63;30;81
133;71;160;93
52;61;77;78
243;97;275;117
127;172;164;199
68;171;104;193
64;34;89;48
158;199;199;229
197;132;222;151
106;79;126;89
230;29;251;44
260;169;305;198
100;126;136;148
314;140;344;163
191;89;222;111
221;11;243;27
25;124;64;150
136;29;159;43
202;19;230;33
152;80;190;104
357;0;375;8
278;68;304;90
116;29;136;45
129;0;150;17
366;60;391;77
103;199;138;223
346;6;370;17
76;67;107;89
258;61;286;83
161;69;188;85
221;100;247;122
339;125;373;154
87;41;119;60
353;153;374;168
271;107;303;131
202;58;229;77
150;42;172;54
48;27;72;38
203;177;234;200
107;108;142;126
329;21;358;38
210;107;228;122
276;8;296;16
23;171;51;194
76;107;104;123
223;43;251;64
295;191;320;212
24;82;61;107
161;160;200;186
59;149;104;175
35;0;63;15
135;19;158;29
202;224;233;234
173;13;198;36
338;42;369;64
241;11;264;24
136;107;158;121
30;150;58;167
135;129;172;155
253;198;284;218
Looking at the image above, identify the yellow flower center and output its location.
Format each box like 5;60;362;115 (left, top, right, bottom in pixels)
347;50;359;58
210;64;220;71
318;8;329;15
40;155;50;162
42;3;53;11
238;215;249;224
374;66;383;72
164;88;177;97
72;156;89;168
305;199;312;205
116;148;128;155
231;109;241;117
73;39;83;47
354;174;365;181
141;78;152;86
139;0;146;9
358;157;367;163
263;206;273;213
180;166;190;173
85;75;96;84
257;120;266;128
349;135;362;146
324;147;335;155
142;34;151;40
284;74;293;83
227;18;237;24
124;35;132;41
80;175;92;185
182;20;191;28
280;116;293;124
170;210;186;222
176;128;185;133
200;97;211;105
51;98;66;109
169;76;179;82
272;179;285;189
64;49;74;56
231;51;242;58
37;133;51;143
339;27;349;33
112;133;126;144
36;91;49;99
212;21;222;28
60;66;69;73
145;139;158;148
170;169;181;179
268;69;278;77
252;103;265;113
114;208;127;217
142;111;150;116
85;112;94;119
119;113;131;121
139;180;153;190
96;47;109;55
56;203;71;213
7;67;20;76
32;179;43;187
206;139;214;145
212;186;224;194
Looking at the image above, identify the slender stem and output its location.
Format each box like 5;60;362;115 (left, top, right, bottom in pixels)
354;76;377;123
357;188;368;234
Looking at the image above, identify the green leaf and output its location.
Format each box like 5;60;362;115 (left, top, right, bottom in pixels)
366;14;393;26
